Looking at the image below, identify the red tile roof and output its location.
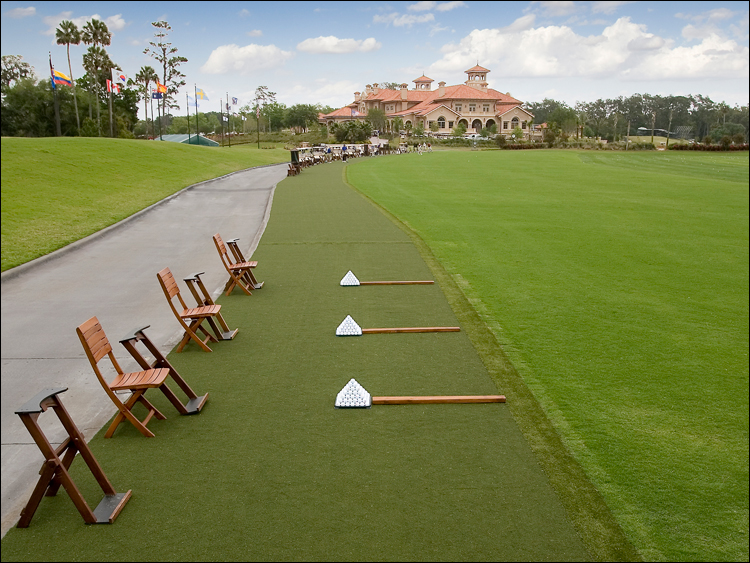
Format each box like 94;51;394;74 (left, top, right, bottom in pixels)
465;65;490;73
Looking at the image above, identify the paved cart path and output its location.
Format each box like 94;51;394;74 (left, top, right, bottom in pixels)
0;164;287;536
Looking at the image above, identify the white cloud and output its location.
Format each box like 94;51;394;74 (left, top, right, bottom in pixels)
435;1;467;12
407;1;436;11
238;9;250;18
373;12;435;27
430;16;748;81
42;12;126;35
104;14;126;32
591;1;635;15
200;44;294;74
297;36;381;54
247;29;263;37
534;1;578;17
5;6;35;18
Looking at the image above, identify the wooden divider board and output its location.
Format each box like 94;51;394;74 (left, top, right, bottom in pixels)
361;326;460;334
372;395;506;404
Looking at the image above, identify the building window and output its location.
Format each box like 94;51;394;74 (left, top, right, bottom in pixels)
522;121;527;129
469;104;476;112
511;117;519;128
437;116;445;129
483;104;490;113
448;121;454;128
455;104;462;113
503;121;509;129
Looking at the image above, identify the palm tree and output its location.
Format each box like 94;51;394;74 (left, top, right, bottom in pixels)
136;66;158;137
81;19;111;135
56;20;81;133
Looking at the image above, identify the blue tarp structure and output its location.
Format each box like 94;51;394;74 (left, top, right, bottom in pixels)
157;134;219;146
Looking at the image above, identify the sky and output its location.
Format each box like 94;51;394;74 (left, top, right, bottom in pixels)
2;0;748;120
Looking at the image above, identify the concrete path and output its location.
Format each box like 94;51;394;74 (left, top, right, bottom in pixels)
0;163;287;537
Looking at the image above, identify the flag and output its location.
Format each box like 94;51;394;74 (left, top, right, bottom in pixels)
223;116;228;122
106;79;120;93
195;88;209;100
156;82;167;94
351;109;360;116
151;91;162;99
225;102;231;112
111;68;127;85
241;115;247;121
256;105;260;118
52;69;73;87
231;97;238;106
187;95;202;110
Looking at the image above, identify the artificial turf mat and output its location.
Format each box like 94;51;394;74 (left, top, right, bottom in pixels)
1;161;591;561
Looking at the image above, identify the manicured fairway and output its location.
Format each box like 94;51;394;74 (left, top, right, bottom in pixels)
0;137;288;271
1;163;609;561
346;149;749;562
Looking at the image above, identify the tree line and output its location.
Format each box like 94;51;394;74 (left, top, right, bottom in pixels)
1;18;334;139
526;95;748;144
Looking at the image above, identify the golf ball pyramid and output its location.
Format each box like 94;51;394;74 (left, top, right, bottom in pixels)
336;315;362;336
340;270;360;286
335;378;372;408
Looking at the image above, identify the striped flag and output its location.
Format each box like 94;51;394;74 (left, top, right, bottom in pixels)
107;79;121;94
52;69;73;87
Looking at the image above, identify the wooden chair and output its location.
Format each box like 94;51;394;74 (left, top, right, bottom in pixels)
157;267;226;352
183;271;239;341
77;316;169;438
213;233;262;296
225;238;263;290
15;387;131;526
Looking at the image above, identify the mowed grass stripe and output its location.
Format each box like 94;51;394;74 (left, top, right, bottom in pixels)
346;149;749;562
1;161;591;561
0;137;288;271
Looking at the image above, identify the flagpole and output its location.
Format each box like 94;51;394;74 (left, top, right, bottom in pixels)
227;93;231;148
156;91;162;140
108;74;114;138
194;84;199;139
149;88;154;139
49;53;62;137
186;91;191;144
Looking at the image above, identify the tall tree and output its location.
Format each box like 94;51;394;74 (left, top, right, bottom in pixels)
143;20;187;125
135;65;158;137
56;20;81;133
81;19;111;135
1;55;34;92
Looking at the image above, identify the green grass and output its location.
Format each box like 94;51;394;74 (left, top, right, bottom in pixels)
346;150;749;562
0;162;599;562
0;137;289;271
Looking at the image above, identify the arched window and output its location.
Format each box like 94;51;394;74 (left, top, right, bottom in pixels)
511;117;519;128
437;116;446;129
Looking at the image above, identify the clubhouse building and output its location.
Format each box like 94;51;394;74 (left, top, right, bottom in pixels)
319;64;536;138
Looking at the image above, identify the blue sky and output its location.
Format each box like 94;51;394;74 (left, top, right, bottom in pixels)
2;1;748;119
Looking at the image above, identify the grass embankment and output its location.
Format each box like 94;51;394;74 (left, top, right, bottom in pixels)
0;162;596;561
0;137;289;271
346;150;749;562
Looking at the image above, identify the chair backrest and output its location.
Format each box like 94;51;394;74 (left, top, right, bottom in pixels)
76;316;125;403
213;233;233;269
157;267;188;314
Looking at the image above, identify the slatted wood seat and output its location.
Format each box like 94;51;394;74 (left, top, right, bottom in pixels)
183;271;239;341
157;267;226;352
225;238;264;291
213;233;262;296
77;316;170;438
